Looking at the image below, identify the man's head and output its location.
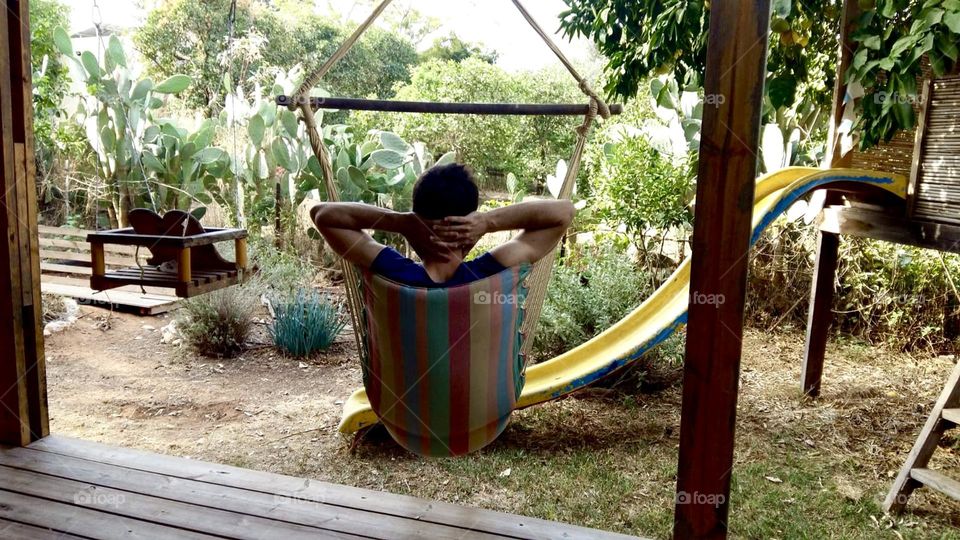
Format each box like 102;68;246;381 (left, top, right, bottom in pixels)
412;163;479;220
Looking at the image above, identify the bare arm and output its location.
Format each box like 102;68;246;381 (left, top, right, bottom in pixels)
309;202;455;268
435;199;575;268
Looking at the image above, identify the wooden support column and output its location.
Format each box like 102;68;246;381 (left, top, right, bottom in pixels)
800;0;860;397
801;230;840;397
673;1;770;538
0;0;49;446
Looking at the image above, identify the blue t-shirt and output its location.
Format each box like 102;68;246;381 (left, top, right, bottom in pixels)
370;247;506;288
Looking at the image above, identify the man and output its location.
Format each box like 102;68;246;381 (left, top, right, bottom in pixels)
310;163;574;287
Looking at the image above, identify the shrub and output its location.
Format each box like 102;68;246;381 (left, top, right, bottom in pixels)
177;285;258;358
532;242;652;362
41;293;68;323
250;237;315;295
270;288;346;357
747;215;960;353
589;133;694;254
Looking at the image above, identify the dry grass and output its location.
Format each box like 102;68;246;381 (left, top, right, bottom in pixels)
46;308;960;539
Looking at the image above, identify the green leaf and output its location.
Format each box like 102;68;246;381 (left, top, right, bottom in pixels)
190;207;207;221
196;148;228;165
938;33;959;61
379;132;412;153
336;148;351;171
53;27;73;56
945;12;960;32
193;192;213;205
131;79;153;103
272;139;291;170
99;126;116;153
435;151;457;167
141;152;165;174
862;35;882;50
348;166;367;189
80;51;100;79
767;75;797;109
106;36;126;69
369;149;405;170
248;114;266;148
280;110;299;138
154;74;192;94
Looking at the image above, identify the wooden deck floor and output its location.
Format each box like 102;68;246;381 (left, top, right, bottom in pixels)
0;435;640;539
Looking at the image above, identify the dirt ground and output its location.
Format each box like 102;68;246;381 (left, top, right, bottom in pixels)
44;305;960;538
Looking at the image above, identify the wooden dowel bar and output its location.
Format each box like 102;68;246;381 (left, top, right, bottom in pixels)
177;248;191;283
234;238;248;271
90;243;105;277
276;95;624;116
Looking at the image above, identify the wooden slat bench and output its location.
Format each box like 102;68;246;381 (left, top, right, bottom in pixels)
38;225;178;315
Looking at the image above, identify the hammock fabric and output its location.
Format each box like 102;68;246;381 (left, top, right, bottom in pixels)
360;265;531;457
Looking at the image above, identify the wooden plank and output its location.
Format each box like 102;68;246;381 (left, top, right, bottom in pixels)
910;468;960;502
0;464;363;539
942;408;960;425
0;518;84;540
673;2;771;538
884;361;960;513
819;206;960;254
37;224;96;237
40;236;139;257
40;283;178;315
277;95;625;116
801;231;840;397
14;0;49;444
87;227;248;248
0;446;503;540
0;0;31;446
42;248;129;267
906;79;933;218
41;273;173;297
0;488;218;540
29;435;638;540
824;0;861;168
39;262;91;276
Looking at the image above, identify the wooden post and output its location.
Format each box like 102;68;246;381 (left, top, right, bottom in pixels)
91;243;106;276
800;0;860;397
673;1;770;538
178;248;192;283
0;0;49;446
801;231;840;397
234;238;248;271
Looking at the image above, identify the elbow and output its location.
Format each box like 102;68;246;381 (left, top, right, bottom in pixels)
558;199;575;227
310;203;331;229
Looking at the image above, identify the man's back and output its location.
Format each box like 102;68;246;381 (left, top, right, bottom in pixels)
370;247;506;288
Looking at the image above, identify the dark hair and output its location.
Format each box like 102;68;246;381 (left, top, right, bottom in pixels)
412;163;479;220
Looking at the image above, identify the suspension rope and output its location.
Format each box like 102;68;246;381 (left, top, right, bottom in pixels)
292;0;610;361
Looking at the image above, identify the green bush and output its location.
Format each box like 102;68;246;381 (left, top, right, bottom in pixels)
588;133;694;253
250;237;315;295
270;288;345;357
748;216;960;353
532;242;652;362
177;285;258;358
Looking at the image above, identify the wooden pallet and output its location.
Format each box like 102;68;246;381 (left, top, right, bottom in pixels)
38;225;178;315
884;360;960;513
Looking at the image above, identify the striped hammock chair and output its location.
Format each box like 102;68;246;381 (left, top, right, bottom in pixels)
289;0;613;456
359;265;531;457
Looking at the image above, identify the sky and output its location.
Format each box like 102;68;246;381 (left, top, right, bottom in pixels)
63;0;596;73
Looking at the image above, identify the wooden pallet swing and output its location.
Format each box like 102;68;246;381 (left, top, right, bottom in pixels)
87;209;249;298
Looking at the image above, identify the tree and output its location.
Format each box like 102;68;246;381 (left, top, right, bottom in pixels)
354;59;582;192
420;33;498;64
134;1;418;116
559;0;840;153
30;0;72;167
